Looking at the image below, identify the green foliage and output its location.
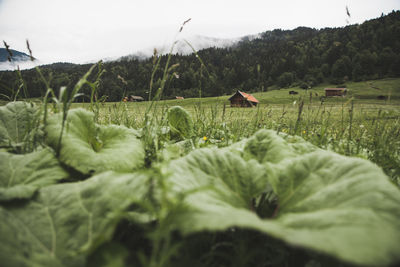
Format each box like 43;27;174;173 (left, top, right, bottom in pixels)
277;72;295;88
331;55;352;82
45;108;144;175
86;242;129;267
0;148;70;202
167;106;194;140
0;171;149;267
0;101;41;153
166;130;400;266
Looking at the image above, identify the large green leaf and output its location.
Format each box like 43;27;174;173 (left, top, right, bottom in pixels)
167;106;193;140
45;109;144;174
167;129;400;266
0;148;70;202
0;171;149;267
241;130;318;163
0;101;40;152
168;147;268;209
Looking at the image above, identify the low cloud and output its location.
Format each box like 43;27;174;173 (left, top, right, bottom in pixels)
0;59;42;71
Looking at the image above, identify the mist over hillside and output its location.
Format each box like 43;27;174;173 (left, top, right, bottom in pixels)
0;48;40;70
111;34;249;62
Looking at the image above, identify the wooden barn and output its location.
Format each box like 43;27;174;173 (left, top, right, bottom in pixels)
123;95;145;102
324;88;347;97
229;90;259;107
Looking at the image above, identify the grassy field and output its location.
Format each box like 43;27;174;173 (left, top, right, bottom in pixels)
69;78;400;184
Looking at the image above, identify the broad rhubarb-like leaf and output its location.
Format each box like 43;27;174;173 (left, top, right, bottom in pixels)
45;109;144;174
167;106;193;139
0;101;39;152
167;129;400;266
0;171;149;267
0;148;69;202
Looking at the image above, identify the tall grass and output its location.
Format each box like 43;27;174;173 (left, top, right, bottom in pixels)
92;98;400;185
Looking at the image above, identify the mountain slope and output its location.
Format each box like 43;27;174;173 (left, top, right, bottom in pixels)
0;48;31;63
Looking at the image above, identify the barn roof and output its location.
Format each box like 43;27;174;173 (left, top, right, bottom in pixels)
324;88;347;91
229;90;259;103
130;95;144;100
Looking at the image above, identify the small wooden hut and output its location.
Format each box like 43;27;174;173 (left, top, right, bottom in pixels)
228;90;259;107
123;96;144;102
129;95;144;102
324;88;347;97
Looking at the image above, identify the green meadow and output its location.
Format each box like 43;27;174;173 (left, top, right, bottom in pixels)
69;77;400;183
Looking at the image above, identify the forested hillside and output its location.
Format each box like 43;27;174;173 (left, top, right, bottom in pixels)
1;11;400;101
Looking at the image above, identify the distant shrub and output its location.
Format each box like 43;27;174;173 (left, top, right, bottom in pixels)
277;72;295;88
299;82;309;89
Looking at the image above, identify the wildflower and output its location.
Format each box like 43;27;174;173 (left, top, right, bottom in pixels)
221;137;224;141
203;136;207;141
303;130;306;134
359;124;364;128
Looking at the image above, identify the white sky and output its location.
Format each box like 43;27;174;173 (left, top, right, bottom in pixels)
0;0;399;65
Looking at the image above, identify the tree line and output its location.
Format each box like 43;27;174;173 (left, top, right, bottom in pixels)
1;11;399;101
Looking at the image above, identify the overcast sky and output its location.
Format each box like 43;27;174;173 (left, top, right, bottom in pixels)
1;0;399;67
